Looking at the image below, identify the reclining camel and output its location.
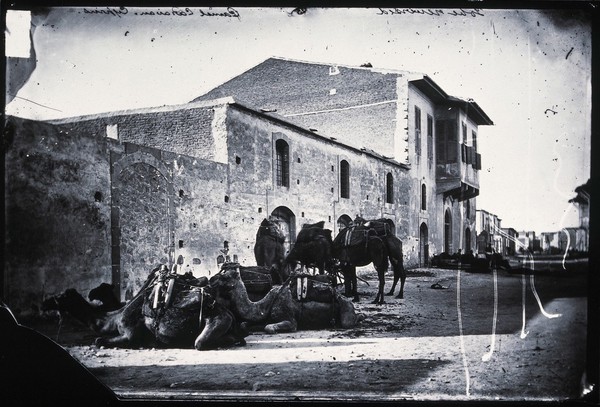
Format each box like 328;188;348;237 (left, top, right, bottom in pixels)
209;263;360;333
41;266;248;350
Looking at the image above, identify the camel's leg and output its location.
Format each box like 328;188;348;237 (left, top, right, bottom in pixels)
95;334;131;348
386;266;398;296
387;257;406;299
264;319;297;334
351;270;359;303
95;321;152;348
372;274;386;305
372;258;388;306
395;265;406;300
194;314;234;350
343;265;359;302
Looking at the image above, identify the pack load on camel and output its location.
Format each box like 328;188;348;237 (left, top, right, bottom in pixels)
41;265;249;350
239;266;274;301
284;221;335;276
336;216;396;247
209;262;360;333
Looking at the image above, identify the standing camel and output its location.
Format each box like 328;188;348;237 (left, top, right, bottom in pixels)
333;217;407;304
254;218;286;283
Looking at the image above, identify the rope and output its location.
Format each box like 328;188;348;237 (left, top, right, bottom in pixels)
199;287;205;330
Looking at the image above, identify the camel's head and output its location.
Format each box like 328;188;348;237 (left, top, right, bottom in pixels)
257;218;286;243
41;288;87;312
88;283;115;302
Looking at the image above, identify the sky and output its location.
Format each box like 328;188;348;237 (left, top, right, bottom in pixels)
5;6;592;234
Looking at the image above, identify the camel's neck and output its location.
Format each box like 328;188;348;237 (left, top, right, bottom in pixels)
230;281;279;322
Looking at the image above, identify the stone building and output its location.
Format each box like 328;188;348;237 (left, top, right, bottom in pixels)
569;179;590;252
500;227;519;256
475;209;503;254
4;57;492;312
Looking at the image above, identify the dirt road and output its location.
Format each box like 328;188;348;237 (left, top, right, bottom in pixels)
27;267;589;403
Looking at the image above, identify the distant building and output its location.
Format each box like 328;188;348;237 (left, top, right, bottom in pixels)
475;209;503;254
500;227;519;256
516;231;541;253
568;179;590;252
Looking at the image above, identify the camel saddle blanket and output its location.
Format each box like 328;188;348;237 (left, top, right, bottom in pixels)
334;226;374;247
142;284;203;319
239;267;273;296
289;274;335;303
359;219;395;237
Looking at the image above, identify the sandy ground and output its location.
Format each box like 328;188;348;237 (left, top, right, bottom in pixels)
26;266;589;403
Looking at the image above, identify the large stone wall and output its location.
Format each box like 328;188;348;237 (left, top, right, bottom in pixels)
50;101;227;162
4;117;112;315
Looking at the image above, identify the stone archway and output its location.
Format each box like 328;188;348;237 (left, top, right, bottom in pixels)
270;206;296;256
444;209;452;254
465;227;472;253
112;152;174;301
477;231;489;254
337;214;352;231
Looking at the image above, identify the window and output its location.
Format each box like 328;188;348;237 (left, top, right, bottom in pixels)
466;199;471;218
340;160;350;199
436;120;458;163
275;139;289;187
415;107;422;156
462;122;467;143
421;184;427;210
386;172;394;204
427;115;433;164
472;130;477;151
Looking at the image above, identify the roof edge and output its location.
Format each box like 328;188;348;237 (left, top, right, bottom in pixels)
47;97;236;124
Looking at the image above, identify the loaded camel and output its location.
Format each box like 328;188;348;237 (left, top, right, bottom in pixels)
284;221;336;277
41;266;248;350
347;216;407;301
209;263;360;333
292;217;406;304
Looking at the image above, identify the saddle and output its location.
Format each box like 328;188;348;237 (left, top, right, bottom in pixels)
239;266;273;301
353;217;395;237
289;273;335;303
333;225;375;247
143;267;207;317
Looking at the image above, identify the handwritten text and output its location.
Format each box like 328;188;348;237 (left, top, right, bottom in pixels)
81;7;241;19
377;8;484;17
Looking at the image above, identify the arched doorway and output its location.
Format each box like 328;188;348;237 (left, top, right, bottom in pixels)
444;209;452;254
420;223;429;267
465;227;471;253
270;206;296;256
477;231;489;254
337;214;352;231
117;162;171;300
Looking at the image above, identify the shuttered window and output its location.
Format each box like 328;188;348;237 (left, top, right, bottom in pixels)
436;120;457;163
340;160;350;199
275;139;289;187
